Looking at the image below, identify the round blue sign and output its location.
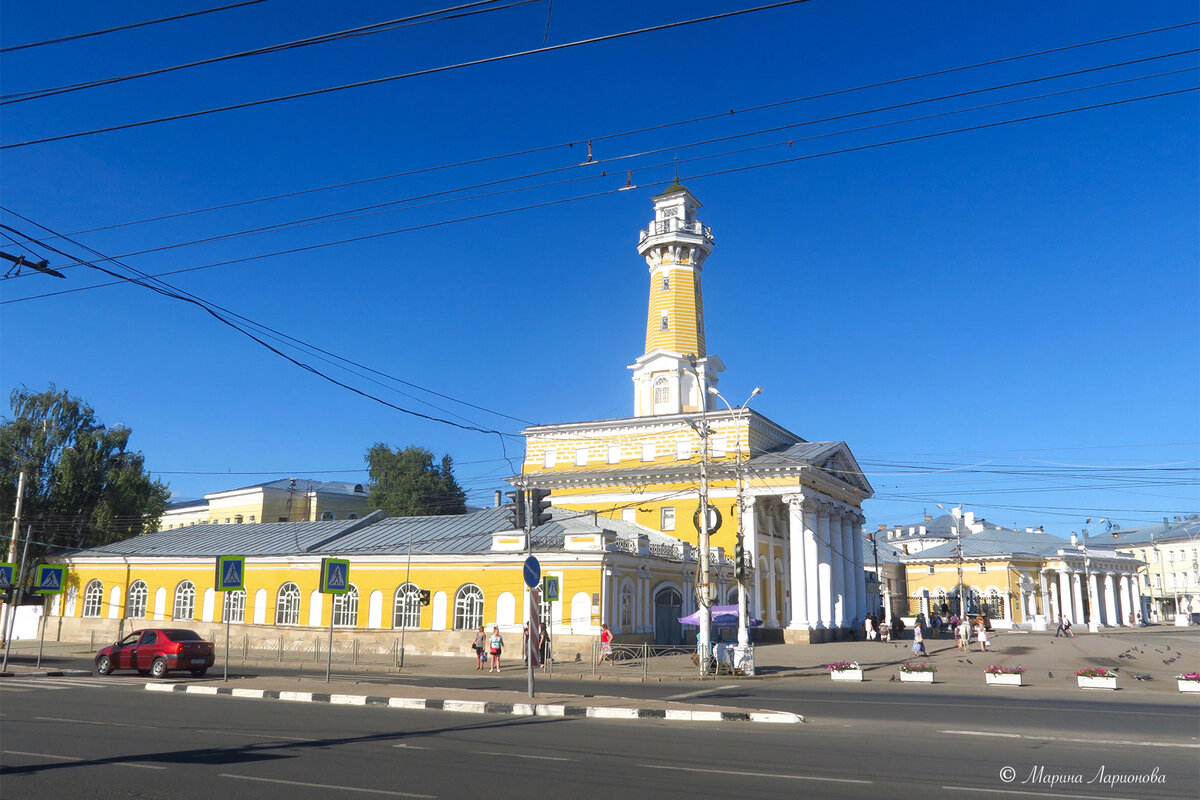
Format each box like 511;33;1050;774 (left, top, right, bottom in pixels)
523;555;541;588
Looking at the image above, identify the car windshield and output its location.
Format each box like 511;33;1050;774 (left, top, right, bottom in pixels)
162;629;204;642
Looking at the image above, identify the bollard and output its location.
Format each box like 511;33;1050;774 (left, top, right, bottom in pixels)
279;635;283;662
242;634;248;661
643;642;648;682
315;636;321;662
353;638;359;665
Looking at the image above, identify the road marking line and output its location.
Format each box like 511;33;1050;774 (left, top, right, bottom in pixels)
116;763;167;770
640;765;872;784
3;750;82;761
800;697;1190;716
472;751;572;761
664;685;738;700
940;729;1199;749
195;729;318;742
393;744;432;750
943;786;1146;800
34;716;141;727
219;774;435;797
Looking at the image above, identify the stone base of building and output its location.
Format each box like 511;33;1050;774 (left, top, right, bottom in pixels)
782;626;851;644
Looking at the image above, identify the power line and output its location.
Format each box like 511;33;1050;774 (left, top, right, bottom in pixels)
21;19;1197;238
6;84;1193;305
1;1;814;149
0;0;266;53
32;54;1191;270
2;0;541;103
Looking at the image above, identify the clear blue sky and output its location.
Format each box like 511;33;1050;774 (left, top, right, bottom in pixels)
2;1;1196;537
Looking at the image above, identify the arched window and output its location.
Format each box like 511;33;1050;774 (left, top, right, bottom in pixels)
320;510;335;521
453;584;484;630
332;584;359;627
653;377;670;406
127;581;148;619
967;587;983;615
83;580;104;618
222;589;246;623
394;583;421;629
275;582;301;625
173;581;196;620
934;587;947;612
987;588;1003;618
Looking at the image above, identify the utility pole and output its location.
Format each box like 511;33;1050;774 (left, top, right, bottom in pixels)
8;470;25;563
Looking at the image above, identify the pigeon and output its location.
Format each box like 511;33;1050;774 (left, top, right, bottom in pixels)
1048;672;1054;678
1133;674;1153;682
965;659;972;664
890;674;897;682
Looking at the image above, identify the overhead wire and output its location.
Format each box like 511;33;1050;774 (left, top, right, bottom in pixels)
25;20;1198;239
0;0;266;53
6;83;1194;307
0;1;819;149
2;0;542;103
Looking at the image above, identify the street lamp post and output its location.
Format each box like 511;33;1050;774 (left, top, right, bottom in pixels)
708;385;763;659
1080;518;1107;632
683;357;714;676
938;505;966;621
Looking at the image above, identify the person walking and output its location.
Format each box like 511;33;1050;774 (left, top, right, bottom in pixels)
865;615;876;641
598;623;614;665
473;625;487;670
1062;616;1074;638
488;626;504;672
975;622;990;652
911;619;926;656
958;617;971;650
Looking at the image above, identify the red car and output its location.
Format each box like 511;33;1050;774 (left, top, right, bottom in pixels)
95;628;215;678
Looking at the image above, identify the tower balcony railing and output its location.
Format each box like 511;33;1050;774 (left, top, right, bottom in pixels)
638;218;715;243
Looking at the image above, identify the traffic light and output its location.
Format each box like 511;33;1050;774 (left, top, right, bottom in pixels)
505;489;526;530
530;488;552;527
734;539;745;579
419;589;431;607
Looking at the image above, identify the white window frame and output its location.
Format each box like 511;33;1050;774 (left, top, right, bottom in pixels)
543;450;556;469
83;580;104;618
641;443;656;462
127;581;148;619
332;584;359;627
173;581;196;620
276;582;302;626
675;440;691;460
453;584;484;631
661;507;676;531
607;445;621;464
574;448;588;467
222;590;246;623
394;583;421;629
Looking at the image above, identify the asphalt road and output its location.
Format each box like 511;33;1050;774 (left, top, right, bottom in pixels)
2;675;1197;800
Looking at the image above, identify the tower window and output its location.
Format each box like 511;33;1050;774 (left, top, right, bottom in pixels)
653;377;670;406
661;275;669;291
660;315;669;331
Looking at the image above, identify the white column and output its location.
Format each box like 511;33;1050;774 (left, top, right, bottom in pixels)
785;495;809;630
1087;572;1101;629
1124;575;1138;624
803;502;821;629
838;510;857;624
1104;573;1120;626
852;513;867;623
1038;571;1050;618
1072;572;1086;625
817;504;836;628
1049;576;1059;620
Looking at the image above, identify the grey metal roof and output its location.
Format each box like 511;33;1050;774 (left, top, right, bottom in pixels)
1109;518;1200;546
862;533;907;565
75;514;380;558
312;507;514;555
165;498;206;511
879;513;1007;538
904;528;1074;560
748;440;843;468
216;478;366;496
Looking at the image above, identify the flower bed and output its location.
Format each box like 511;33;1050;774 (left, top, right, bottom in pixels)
985;665;1025;686
1076;667;1116;690
827;661;863;682
1177;672;1199;693
899;662;935;683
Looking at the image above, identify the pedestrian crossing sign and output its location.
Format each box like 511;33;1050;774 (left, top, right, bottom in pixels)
0;562;14;587
320;558;350;594
215;556;245;591
34;564;66;594
544;576;559;602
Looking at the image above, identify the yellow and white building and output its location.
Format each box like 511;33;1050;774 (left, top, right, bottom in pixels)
157;479;370;529
46;185;871;648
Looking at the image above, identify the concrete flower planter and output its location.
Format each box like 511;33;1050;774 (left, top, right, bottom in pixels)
830;668;863;682
1177;680;1200;693
899;671;935;683
1077;675;1117;690
985;672;1023;686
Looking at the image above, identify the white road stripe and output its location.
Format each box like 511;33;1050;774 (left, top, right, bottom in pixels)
220;774;435;797
940;729;1199;748
472;751;572;761
802;697;1189;717
943;786;1147;800
116;763;167;770
195;729;318;742
640;764;872;784
3;750;82;761
664;685;738;700
34;716;142;727
392;744;432;750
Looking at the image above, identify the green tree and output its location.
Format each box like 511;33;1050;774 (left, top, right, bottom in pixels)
365;444;466;517
0;386;169;559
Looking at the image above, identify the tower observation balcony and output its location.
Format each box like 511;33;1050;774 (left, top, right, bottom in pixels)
638;217;715;245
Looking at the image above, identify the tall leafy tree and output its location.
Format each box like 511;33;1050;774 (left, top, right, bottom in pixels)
366;444;466;517
0;386;169;559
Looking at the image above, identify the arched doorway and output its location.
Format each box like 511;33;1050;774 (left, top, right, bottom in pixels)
654;587;683;645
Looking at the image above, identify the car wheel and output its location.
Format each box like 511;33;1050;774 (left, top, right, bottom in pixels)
149;658;168;679
96;655;113;676
190;668;207;678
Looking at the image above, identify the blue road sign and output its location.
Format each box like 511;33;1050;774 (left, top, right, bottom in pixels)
320;558;350;594
34;564;66;595
0;562;14;586
215;556;245;591
523;555;541;588
544;576;559;602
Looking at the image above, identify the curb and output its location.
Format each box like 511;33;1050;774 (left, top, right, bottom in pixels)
145;683;803;724
0;669;93;678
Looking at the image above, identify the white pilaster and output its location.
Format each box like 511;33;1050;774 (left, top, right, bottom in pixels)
1104;573;1120;626
766;542;779;628
817;504;835;628
803;502;821;629
1087;572;1101;630
852;513;867;624
1072;572;1086;625
743;495;758;617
